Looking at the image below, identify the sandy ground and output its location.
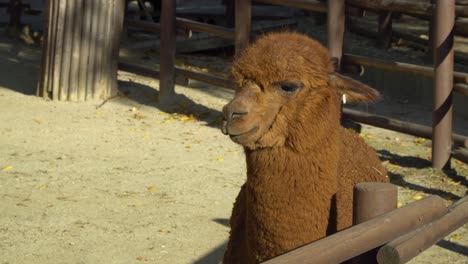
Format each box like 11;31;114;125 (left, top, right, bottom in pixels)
0;35;467;264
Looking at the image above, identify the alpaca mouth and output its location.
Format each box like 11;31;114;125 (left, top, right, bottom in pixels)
221;121;259;140
229;126;259;139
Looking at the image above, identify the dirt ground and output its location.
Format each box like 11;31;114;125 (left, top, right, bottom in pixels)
1;20;468;264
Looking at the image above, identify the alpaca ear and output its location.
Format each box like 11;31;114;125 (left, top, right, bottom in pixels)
328;72;382;103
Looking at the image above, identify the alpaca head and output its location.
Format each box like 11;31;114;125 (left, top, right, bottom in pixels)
221;32;380;150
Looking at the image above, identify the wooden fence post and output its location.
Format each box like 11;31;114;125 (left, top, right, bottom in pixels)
378;11;392;49
37;0;125;101
235;0;251;56
7;0;22;36
327;0;345;71
159;0;176;104
352;182;398;263
432;0;455;169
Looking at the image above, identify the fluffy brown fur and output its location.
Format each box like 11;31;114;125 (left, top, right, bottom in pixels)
221;32;388;264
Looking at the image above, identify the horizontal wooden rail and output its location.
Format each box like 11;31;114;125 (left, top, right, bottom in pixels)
118;62;235;89
343;108;468;149
175;67;235;89
125;19;192;38
342;54;468;85
176;17;235;39
253;0;327;12
126;18;235;39
377;196;468;264
263;196;447;264
346;0;468;18
254;0;468;17
452;147;468;164
118;62;160;78
454;83;468;96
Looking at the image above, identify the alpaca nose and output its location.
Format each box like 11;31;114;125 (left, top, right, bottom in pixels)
223;105;248;122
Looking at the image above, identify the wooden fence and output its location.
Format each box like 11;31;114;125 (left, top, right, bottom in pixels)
119;0;468;169
263;182;468;264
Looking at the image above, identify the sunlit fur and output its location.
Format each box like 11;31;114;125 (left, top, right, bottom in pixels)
222;32;388;264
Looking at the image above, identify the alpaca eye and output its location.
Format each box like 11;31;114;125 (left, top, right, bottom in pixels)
277;82;303;93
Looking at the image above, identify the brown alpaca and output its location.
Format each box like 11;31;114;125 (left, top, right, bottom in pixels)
221;32;388;264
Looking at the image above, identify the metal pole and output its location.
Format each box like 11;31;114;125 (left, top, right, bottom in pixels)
432;0;455;169
327;0;345;71
235;0;251;56
159;0;176;103
352;182;398;263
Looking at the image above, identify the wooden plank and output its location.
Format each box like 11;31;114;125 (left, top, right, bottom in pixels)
86;0;98;100
175;67;235;89
59;0;74;100
176;17;234;39
235;0;251;55
263;196;447;264
454;83;468;96
347;0;468;18
342;108;468;149
352;183;398;263
68;0;83;101
254;0;327;13
327;0;345;70
130;19;296;53
78;0;91;100
342;54;468;85
432;0;454;169
52;0;65;101
159;0;176;102
125;19;192;38
110;1;125;98
452;147;468;164
377;196;468;264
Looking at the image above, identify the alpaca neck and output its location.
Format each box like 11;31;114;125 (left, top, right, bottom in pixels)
243;95;341;259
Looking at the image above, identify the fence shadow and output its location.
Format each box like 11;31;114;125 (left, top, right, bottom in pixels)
436;239;468;257
388;171;461;201
117;80;223;128
443;167;468;189
377;149;432;169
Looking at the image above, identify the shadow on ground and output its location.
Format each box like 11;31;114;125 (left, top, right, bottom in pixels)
118;80;224;128
379;149;468;189
436;239;468;257
192;218;230;264
378;149;432;169
0;47;39;95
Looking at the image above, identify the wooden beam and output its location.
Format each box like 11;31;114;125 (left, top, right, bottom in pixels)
253;0;327;13
454;83;468;96
176;17;234;39
263;196;447;264
377;196;468;264
159;0;176;102
452;147;468;164
432;0;455;169
342;54;468;85
346;0;468;18
235;0;251;55
352;183;398;263
327;0;345;70
125;19;191;38
342;108;468;149
175;67;235;89
118;62;235;89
